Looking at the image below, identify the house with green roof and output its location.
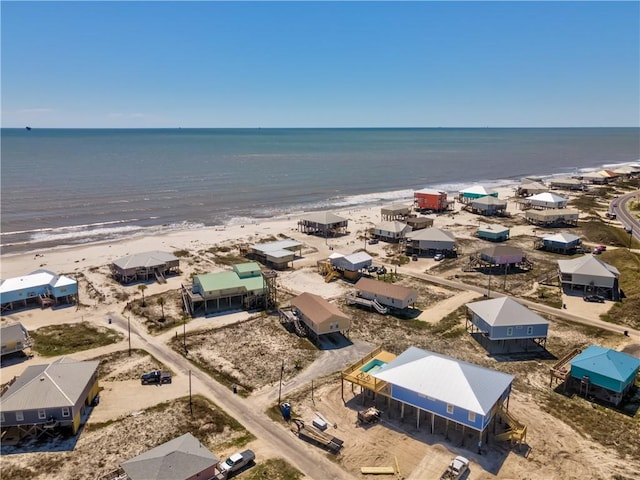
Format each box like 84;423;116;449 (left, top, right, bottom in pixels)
183;263;266;316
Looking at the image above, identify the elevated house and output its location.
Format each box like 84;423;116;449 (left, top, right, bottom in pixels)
405;216;434;231
524;208;579;227
119;433;222;480
290;292;351;345
1;269;77;313
414;189;449;212
466;297;549;353
111;251;180;284
344;346;516;450
526;192;568;210
548;177;584;191
470;196;507;216
477;224;510;242
516;180;547;197
0;358;99;438
183;262;268;316
0;322;32;357
350;277;417;311
248;239;302;270
581;171;609;185
536;232;582;254
405;228;456;257
381;204;411;221
458;185;498;205
327;251;373;281
557;254;620;300
467;245;531;272
298;211;348;237
567;346;640;406
371;221;412;243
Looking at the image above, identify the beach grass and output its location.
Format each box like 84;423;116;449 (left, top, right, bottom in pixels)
30;322;123;357
599;249;640;329
240;458;304;480
579;220;640;249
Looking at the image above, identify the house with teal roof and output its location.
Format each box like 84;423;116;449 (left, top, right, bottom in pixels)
569;346;640;406
183;262;266;316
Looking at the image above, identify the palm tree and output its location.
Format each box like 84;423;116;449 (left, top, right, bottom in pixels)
157;296;165;320
138;284;147;307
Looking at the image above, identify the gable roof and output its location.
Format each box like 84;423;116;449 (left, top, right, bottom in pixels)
0;322;30;344
571;346;640;382
528;192;568;203
112;251;178;270
460;185;497;196
542;232;581;244
471;196;506;207
373;347;513;415
121;433;219;480
466;297;549;328
291;292;349;329
0;358;99;411
557;255;620;278
375;221;411;233
0;269;76;294
355;277;417;302
406;228;455;242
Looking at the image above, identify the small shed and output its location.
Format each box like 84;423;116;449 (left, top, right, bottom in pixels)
527;192;568;210
298;211;348;237
477;224;510;242
470;196;507;216
0;322;32;356
381;204;411;221
405;228;456;256
405;216;434;231
458;185;498;204
466;297;549;353
569;346;640;406
353;277;417;310
538;232;581;254
557;254;620;300
372;221;412;243
290;292;351;344
414;188;449;211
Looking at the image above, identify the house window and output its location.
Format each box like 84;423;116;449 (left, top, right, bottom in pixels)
62;407;70;417
446;404;454;414
16;411;24;421
468;411;476;422
38;409;47;420
506;327;514;336
527;326;533;335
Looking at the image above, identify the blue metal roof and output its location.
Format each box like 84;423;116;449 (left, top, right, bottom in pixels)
571;346;640;383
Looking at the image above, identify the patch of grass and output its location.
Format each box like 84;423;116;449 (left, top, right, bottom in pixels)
526;286;563;309
579;220;640;249
239;458;304;480
569;194;601;214
599;249;640;329
31;322;123;356
0;465;36;480
173;249;190;257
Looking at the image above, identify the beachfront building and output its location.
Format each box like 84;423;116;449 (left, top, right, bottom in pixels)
414;189;449;212
183;262;268;316
248;239;302;270
0;269;77;313
566;346;640;406
536;232;582;254
381;204;411;221
470;196;507;216
290;292;351;345
581;171;609;185
405;216;434;231
524;208;579;227
350;277;417;311
371;221;412;243
526;192;569;210
548;177;585;191
111;251;180;284
557;254;620;300
477;224;510;242
341;346;517;450
516;180;547;197
405;228;456;257
458;185;498;205
298;211;348;237
0;358;99;439
119;433;221;480
466;297;549;354
466;245;531;273
0;323;32;357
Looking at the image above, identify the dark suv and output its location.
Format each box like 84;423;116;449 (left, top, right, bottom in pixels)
583;295;605;303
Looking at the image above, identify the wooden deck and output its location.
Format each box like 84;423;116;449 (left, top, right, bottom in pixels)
341;346;396;394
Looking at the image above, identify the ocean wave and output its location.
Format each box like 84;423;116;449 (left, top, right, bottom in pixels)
0;219;140;237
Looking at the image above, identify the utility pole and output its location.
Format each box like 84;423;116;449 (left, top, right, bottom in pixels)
189;370;193;416
183;318;187;354
277;359;285;406
127;316;131;356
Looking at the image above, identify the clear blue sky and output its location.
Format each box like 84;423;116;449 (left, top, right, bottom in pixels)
1;1;638;128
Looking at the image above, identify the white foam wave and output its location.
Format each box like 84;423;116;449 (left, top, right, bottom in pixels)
1;219;140;237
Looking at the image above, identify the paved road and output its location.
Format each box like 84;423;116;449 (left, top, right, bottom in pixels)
107;311;355;480
611;189;640;243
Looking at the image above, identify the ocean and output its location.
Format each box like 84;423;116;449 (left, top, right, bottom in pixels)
1;128;638;254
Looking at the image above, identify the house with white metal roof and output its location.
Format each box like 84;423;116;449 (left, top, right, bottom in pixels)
526;192;568;210
557;254;620;300
298;211;348;237
1;269;78;313
458;185;498;204
330;251;373;272
470;195;507;216
120;433;221;480
0;322;32;357
466;297;549;353
537;232;582;254
249;239;302;270
405;228;456;256
371;220;412;243
0;358;99;437
371;347;514;448
111;251;180;284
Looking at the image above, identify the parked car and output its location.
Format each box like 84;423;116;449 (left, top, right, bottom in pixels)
368;238;379;245
367;265;378;273
412;254;418;261
220;449;255;475
377;266;387;275
140;370;172;385
584;295;606;303
434;253;445;261
440;455;470;479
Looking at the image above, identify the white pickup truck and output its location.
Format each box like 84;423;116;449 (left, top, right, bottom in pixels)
220;449;255;476
440;456;469;480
